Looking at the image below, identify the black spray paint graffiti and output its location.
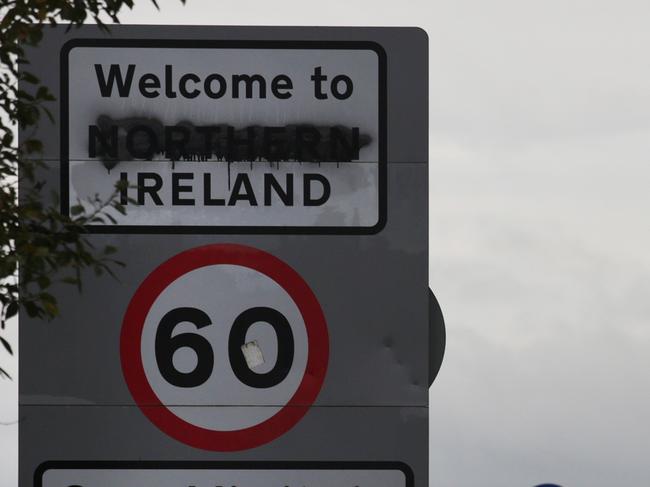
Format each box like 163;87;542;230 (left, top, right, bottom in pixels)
89;115;372;173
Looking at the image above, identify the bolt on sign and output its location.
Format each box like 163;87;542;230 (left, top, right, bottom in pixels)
19;26;438;487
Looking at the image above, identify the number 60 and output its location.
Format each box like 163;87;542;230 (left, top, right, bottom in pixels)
154;306;294;389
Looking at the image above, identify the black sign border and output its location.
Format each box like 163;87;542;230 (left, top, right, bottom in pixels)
60;39;388;235
35;461;413;487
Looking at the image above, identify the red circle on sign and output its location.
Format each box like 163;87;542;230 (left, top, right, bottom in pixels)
120;243;329;451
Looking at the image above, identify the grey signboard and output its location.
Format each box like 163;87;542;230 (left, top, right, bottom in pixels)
20;25;431;487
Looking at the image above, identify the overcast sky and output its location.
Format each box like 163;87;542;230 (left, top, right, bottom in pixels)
2;1;650;486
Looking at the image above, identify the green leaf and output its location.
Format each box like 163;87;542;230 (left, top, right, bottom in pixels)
24;139;43;153
39;291;56;302
36;86;51;100
42;300;58;317
42;106;55;123
0;336;13;355
17;90;35;101
112;203;126;215
5;302;18;320
24;301;40;318
34;247;50;257
37;275;51;289
28;27;44;45
21;72;39;84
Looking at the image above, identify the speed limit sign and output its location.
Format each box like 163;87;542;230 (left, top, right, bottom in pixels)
120;243;329;451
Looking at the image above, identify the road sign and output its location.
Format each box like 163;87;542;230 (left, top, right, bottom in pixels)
61;39;386;234
120;243;329;450
36;461;413;487
20;25;434;487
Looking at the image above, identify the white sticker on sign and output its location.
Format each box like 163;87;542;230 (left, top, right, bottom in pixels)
62;41;385;232
242;340;265;369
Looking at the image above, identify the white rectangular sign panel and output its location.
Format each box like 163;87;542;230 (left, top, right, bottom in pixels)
61;40;387;233
37;463;411;487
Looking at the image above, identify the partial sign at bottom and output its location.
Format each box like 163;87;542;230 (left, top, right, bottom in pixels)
36;462;413;487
